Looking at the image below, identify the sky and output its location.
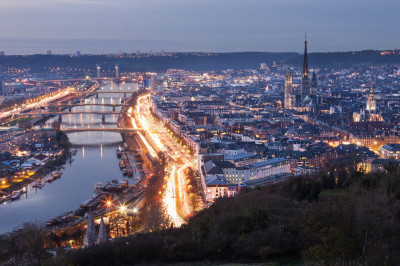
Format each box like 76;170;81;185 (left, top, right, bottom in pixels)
0;0;399;54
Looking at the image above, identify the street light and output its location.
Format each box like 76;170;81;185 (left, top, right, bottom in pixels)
119;204;127;214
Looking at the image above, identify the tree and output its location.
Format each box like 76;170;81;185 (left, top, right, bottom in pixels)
284;177;321;202
9;222;49;265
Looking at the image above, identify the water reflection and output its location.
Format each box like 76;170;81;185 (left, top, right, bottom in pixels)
0;82;138;233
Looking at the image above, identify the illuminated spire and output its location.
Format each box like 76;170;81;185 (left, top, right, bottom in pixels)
302;34;309;80
366;82;376;112
369;82;374;97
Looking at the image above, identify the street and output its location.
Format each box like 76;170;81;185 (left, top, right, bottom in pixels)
131;93;195;227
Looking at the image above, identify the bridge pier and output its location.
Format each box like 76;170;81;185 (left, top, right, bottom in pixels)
101;114;105;123
68;107;72;112
124;92;126;97
112;106;115;111
58;115;62;122
96;93;99;99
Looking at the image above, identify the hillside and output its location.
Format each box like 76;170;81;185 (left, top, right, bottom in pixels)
41;167;400;266
1;50;400;73
0;52;297;72
287;50;400;67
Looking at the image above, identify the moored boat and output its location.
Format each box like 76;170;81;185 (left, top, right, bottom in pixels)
51;172;62;179
10;191;20;201
33;180;45;189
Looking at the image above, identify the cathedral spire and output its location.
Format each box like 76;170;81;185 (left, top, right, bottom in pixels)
302;34;309;80
366;82;376;112
369;82;374;97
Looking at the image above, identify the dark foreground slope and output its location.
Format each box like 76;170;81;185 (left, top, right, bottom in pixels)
47;167;400;266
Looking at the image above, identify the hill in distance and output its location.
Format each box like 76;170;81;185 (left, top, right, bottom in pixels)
1;50;400;72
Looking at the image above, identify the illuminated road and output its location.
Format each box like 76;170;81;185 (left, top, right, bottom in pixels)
131;94;194;227
0;88;73;119
0;82;100;120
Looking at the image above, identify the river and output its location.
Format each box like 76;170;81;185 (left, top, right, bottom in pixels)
0;81;138;234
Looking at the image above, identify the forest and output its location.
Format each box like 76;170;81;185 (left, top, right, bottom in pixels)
2;162;399;265
1;50;400;73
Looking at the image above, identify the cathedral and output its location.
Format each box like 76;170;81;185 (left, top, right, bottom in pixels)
284;36;322;112
353;84;383;123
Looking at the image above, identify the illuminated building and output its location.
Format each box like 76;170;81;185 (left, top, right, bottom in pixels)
115;64;119;79
378;144;400;160
352;83;383;123
96;64;101;79
366;83;376;112
284;72;293;108
285;36;322;112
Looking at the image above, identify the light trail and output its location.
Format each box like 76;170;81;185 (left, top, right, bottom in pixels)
0;88;72;119
133;93;195;227
164;166;185;227
177;161;192;216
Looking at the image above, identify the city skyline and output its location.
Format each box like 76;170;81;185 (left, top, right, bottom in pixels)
0;0;399;54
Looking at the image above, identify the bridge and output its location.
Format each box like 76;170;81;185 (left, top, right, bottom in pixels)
23;111;120;116
61;128;143;134
71;91;135;94
53;103;123;108
71;90;136;99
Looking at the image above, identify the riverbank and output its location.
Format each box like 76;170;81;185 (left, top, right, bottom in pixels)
0;82;146;237
0;131;72;197
38;88;152;237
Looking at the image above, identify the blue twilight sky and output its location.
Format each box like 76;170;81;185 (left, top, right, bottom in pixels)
0;0;398;54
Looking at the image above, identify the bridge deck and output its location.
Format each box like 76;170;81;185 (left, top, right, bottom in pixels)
54;103;123;107
61;128;143;133
23;111;120;115
72;91;135;94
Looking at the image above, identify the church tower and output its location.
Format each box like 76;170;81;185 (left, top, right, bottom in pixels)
301;35;312;96
312;71;317;88
284;72;293;109
366;83;376;112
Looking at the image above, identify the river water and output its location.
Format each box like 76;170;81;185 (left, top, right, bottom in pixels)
0;82;138;233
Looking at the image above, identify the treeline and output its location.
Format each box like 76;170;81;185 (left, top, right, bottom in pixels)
0;53;297;72
287;50;400;67
41;165;400;266
2;50;400;73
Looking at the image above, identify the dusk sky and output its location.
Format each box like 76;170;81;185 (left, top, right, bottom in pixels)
0;0;399;54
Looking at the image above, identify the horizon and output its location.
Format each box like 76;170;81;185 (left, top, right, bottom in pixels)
0;37;398;56
0;0;399;54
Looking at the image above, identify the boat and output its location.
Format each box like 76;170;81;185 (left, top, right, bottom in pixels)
10;192;20;201
122;168;127;176
119;161;126;169
48;172;62;182
127;166;133;177
116;149;123;158
51;172;62;179
33;181;45;189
